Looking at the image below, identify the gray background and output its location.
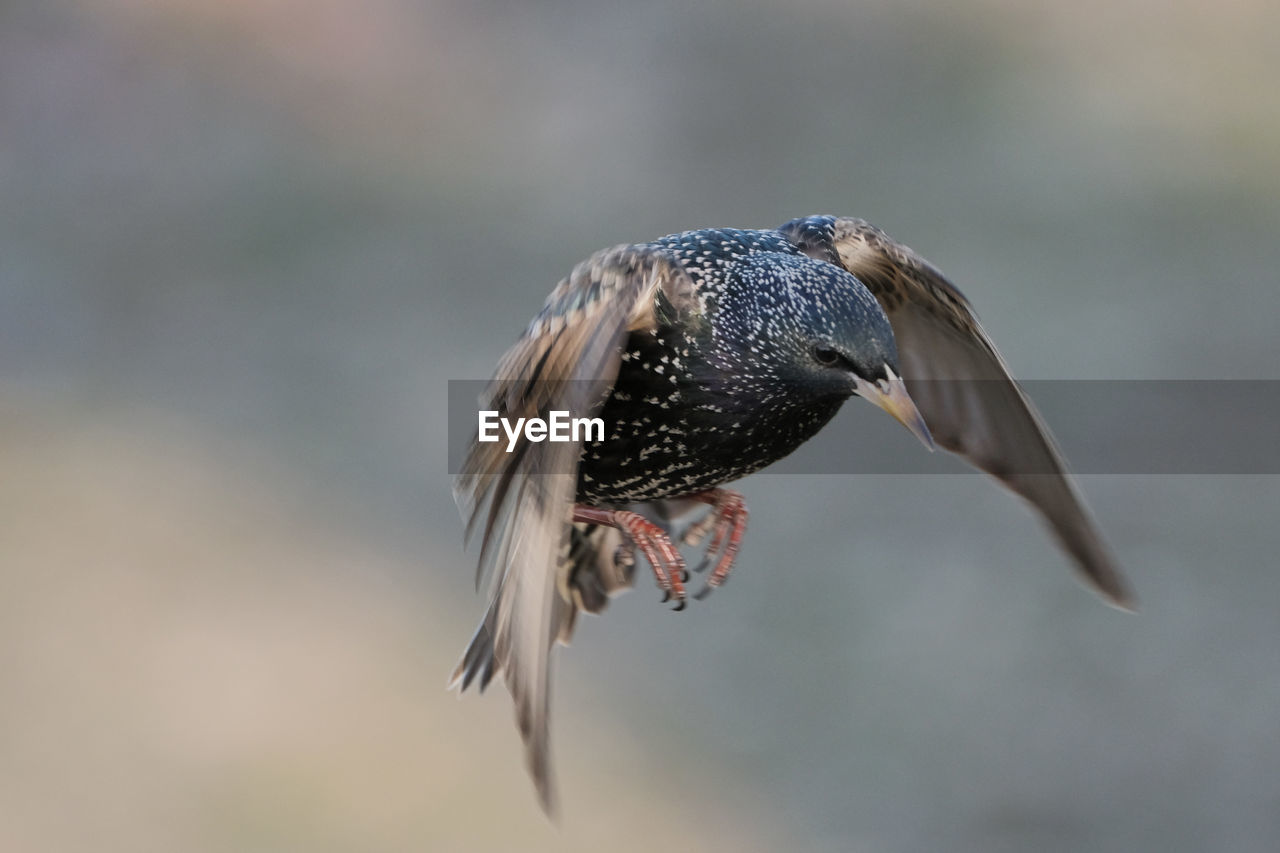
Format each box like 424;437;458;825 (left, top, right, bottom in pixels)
3;1;1279;851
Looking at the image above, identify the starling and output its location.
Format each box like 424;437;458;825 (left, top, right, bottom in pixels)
450;215;1134;815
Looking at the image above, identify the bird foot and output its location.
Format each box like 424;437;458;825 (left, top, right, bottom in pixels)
684;489;749;598
573;505;688;609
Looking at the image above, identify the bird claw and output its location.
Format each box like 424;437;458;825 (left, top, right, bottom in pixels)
573;495;747;612
575;505;687;607
685;489;749;592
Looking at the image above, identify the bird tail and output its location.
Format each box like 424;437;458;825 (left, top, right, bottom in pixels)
449;522;635;689
448;520;638;812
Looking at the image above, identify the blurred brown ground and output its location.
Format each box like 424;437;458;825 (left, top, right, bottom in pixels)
0;399;779;852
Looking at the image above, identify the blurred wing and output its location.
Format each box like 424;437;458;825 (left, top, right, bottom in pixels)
801;217;1134;609
452;244;699;814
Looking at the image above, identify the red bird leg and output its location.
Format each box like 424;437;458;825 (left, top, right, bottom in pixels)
685;489;749;599
572;506;688;609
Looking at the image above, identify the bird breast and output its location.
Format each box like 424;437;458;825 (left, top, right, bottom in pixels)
575;326;844;504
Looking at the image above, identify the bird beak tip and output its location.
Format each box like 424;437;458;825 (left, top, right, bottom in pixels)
907;411;936;452
857;371;935;452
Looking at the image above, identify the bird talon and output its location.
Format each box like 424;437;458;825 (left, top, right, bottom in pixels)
576;506;688;605
685;489;749;590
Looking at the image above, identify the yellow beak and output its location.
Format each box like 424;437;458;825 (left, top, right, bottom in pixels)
854;368;935;451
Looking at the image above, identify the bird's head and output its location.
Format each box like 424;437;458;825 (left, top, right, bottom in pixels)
713;251;934;450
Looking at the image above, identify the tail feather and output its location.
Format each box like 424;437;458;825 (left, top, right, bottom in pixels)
450;505;683;813
449;615;498;693
450;522;633;693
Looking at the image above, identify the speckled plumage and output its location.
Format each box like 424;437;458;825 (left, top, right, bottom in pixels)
451;215;1135;816
579;236;894;503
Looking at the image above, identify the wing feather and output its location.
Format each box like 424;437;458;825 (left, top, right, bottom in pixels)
790;217;1134;609
451;244;699;814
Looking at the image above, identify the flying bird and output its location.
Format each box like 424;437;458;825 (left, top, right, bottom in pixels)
450;215;1134;814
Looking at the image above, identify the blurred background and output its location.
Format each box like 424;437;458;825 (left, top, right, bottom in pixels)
3;1;1279;851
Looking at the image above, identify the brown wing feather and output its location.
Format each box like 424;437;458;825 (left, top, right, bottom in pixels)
451;244;699;815
820;218;1134;609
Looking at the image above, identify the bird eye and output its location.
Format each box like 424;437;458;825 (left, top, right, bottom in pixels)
812;347;843;367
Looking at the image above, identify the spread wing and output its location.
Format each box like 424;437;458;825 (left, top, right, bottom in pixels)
451;244;699;814
786;216;1134;609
